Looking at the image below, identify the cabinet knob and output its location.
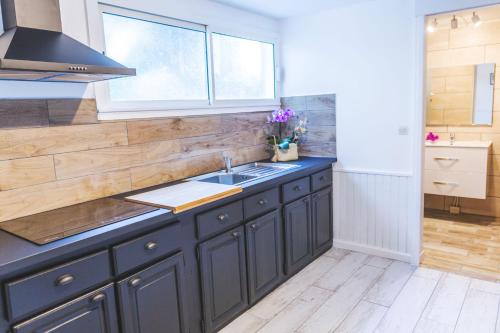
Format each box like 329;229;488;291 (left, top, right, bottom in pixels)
319;176;325;181
217;213;229;222
250;224;258;230
232;231;241;238
258;199;268;206
55;274;75;287
145;241;158;251
129;277;142;287
294;185;302;192
91;293;106;303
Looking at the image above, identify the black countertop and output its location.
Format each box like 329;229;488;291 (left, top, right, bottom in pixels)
0;157;336;277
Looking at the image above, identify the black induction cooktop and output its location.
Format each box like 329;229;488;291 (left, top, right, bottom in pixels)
0;198;158;245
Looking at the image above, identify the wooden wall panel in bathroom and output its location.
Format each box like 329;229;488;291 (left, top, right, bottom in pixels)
425;12;500;217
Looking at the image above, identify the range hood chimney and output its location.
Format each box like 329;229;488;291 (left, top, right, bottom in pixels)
0;0;136;83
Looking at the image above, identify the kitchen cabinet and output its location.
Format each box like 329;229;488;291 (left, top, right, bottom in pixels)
199;226;248;333
284;196;313;275
117;252;188;333
312;187;333;256
245;210;283;304
0;159;334;333
12;284;119;333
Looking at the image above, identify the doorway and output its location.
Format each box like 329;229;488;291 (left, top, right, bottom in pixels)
420;5;500;281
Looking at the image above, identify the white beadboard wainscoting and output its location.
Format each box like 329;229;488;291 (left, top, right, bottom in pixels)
333;168;413;263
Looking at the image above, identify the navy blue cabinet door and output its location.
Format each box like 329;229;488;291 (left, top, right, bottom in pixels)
199;226;248;333
284;196;313;275
312;187;333;256
117;252;188;333
245;210;283;304
12;284;119;333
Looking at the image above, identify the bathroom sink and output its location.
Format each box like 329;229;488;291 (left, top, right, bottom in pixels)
191;162;301;186
425;140;492;148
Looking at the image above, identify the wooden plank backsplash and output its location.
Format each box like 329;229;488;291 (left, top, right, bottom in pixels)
0;99;270;222
281;94;337;158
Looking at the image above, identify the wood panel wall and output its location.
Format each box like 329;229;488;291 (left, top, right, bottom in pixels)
333;169;412;262
426;8;500;217
281;94;337;157
0;99;270;222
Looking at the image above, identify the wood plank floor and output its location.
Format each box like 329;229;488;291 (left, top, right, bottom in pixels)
220;248;500;333
422;210;500;282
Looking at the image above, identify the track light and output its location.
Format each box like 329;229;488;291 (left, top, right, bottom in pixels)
451;15;458;29
427;18;438;33
472;11;481;27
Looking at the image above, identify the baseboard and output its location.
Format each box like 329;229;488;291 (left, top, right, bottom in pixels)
333;239;413;263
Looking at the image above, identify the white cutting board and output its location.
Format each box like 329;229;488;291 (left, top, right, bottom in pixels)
125;181;243;214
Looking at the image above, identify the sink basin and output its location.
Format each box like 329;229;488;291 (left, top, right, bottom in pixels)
191;162;301;186
425;140;492;148
198;173;257;185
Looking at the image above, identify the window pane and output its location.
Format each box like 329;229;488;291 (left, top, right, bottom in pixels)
102;13;209;102
212;34;275;100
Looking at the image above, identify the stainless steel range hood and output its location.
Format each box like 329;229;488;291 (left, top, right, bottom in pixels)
0;0;136;83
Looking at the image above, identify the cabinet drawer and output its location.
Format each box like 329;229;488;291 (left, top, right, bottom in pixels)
197;201;243;239
282;177;311;203
244;188;280;220
425;146;489;173
311;169;332;191
424;169;487;199
12;284;119;333
5;251;111;321
113;222;181;275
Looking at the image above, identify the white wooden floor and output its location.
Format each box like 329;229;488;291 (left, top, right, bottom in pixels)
220;248;500;333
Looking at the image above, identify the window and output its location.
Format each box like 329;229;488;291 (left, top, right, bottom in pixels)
102;13;209;103
212;34;275;101
95;5;279;118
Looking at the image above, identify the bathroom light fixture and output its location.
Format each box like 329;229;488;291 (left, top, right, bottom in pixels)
451;15;458;29
472;11;481;27
427;18;438;33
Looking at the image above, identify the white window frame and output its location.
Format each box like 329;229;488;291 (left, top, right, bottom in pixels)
85;2;281;120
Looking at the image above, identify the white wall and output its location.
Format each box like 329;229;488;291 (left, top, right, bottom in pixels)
0;0;279;99
281;0;415;172
280;0;497;264
280;0;418;262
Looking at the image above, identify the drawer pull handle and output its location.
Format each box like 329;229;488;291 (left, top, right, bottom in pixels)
258;199;268;206
217;213;229;222
433;181;458;186
91;293;106;303
434;157;459;161
129;277;142;287
232;231;241;238
145;242;158;251
56;274;75;286
294;185;302;192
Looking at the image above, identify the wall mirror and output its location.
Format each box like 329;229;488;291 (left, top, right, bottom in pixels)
426;63;495;126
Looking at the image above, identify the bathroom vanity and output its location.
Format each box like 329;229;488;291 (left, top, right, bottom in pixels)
424;141;491;199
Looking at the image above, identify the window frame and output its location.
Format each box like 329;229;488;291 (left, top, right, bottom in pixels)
87;2;281;120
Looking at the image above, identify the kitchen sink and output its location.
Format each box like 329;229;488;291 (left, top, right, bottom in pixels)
191;162;301;186
198;173;258;185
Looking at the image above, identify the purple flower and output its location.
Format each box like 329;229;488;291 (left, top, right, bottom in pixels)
268;108;295;123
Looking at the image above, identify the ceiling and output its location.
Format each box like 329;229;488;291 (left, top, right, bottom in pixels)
211;0;371;19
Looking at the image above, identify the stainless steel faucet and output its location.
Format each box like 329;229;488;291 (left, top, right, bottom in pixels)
450;132;456;145
224;156;233;174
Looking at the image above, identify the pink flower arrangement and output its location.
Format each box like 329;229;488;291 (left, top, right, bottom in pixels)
426;132;439;142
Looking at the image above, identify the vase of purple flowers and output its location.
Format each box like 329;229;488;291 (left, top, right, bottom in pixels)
267;108;307;162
